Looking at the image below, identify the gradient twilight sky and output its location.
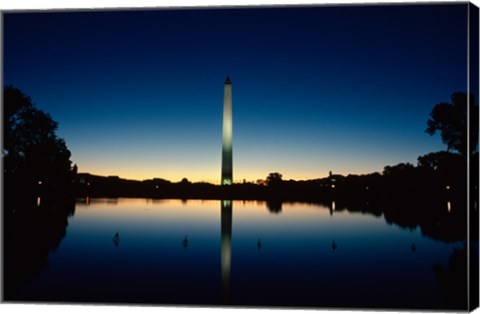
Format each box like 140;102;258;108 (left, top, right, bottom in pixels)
3;3;473;182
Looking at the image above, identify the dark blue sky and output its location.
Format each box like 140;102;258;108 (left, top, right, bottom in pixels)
4;3;472;182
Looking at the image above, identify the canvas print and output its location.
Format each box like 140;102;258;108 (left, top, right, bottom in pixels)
2;2;479;311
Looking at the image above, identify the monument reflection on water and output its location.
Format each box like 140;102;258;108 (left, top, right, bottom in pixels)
7;198;471;310
221;200;232;304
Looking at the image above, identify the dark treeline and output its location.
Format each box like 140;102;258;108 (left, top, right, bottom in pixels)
73;151;472;203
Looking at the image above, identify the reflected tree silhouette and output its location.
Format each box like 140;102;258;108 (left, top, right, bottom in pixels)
433;245;468;307
3;196;76;300
263;197;467;243
266;199;282;214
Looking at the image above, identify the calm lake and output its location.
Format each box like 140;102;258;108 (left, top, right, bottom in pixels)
11;198;467;309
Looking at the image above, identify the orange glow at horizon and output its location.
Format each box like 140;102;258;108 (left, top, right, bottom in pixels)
77;163;386;183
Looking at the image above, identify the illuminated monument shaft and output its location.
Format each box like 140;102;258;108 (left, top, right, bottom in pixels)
221;76;233;185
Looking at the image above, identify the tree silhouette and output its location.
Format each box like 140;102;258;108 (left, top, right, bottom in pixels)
266;172;283;188
3;86;76;194
382;162;415;176
426;92;479;157
417;151;462;171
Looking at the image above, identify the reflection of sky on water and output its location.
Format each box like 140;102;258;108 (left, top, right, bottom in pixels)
17;198;464;308
227;201;459;308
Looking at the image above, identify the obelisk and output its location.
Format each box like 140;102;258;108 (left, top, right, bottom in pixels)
221;76;233;185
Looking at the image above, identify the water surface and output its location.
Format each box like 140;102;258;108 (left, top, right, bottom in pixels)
11;198;466;309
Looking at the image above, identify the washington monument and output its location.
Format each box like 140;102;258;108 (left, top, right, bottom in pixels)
221;76;233;185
